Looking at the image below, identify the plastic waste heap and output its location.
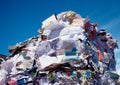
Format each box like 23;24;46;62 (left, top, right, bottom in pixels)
0;11;120;85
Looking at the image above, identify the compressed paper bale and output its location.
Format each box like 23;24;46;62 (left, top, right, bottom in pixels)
1;11;119;85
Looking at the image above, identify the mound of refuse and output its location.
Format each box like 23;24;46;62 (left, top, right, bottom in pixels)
0;11;120;85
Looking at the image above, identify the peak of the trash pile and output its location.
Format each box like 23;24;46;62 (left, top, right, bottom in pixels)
0;10;119;85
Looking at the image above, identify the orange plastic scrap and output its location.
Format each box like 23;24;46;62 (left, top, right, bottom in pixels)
21;48;31;52
109;45;113;49
38;29;43;34
96;41;103;61
97;50;103;61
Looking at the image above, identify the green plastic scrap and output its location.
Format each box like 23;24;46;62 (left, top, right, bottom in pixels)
33;71;39;78
48;72;55;81
86;42;91;50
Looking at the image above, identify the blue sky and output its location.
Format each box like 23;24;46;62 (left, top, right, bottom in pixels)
0;0;120;73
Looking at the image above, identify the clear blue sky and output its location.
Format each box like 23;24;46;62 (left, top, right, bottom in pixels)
0;0;120;66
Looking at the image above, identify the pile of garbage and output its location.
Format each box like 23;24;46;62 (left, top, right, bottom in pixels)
0;11;120;85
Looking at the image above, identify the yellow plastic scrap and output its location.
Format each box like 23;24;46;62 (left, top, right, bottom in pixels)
66;11;76;19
